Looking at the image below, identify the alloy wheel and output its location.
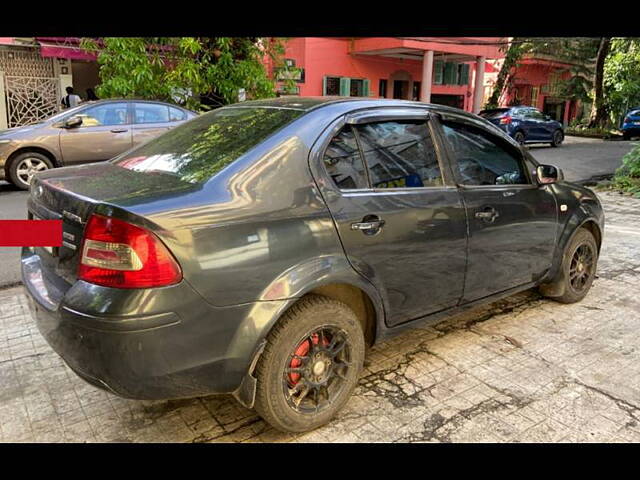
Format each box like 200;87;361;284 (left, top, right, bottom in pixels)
553;130;563;145
283;326;352;414
16;157;49;186
569;243;595;292
514;132;525;144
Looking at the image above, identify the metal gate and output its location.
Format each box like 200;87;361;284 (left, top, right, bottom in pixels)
4;75;60;127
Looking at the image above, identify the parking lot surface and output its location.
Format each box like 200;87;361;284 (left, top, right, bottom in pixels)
0;191;639;443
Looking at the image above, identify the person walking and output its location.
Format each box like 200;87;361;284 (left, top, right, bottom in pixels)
86;88;99;101
61;86;82;109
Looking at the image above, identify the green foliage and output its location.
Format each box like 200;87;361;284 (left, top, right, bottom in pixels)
612;142;640;196
604;38;640;126
81;37;287;111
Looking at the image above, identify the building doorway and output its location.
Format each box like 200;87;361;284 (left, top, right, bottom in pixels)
543;97;566;123
393;80;409;99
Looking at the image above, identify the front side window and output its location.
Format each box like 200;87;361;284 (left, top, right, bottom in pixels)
77;103;129;127
113;107;303;184
442;121;529;186
355;121;442;189
135;103;170;124
323;126;367;190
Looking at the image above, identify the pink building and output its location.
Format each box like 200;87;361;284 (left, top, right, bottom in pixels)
271;37;504;114
500;54;582;126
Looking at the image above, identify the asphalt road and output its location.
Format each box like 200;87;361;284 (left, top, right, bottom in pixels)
0;135;635;287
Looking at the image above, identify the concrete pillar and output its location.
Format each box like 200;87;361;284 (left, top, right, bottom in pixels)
420;50;434;103
0;71;7;129
472;56;486;114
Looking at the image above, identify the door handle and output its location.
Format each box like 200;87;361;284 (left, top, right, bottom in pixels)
110;128;128;133
351;216;385;234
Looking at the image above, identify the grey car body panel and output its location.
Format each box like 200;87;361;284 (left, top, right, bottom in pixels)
21;97;604;404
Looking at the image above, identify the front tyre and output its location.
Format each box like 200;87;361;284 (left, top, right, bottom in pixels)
539;228;598;304
254;294;365;433
551;129;564;147
8;152;53;190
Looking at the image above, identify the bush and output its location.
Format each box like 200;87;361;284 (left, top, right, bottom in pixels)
616;142;640;178
611;142;640;197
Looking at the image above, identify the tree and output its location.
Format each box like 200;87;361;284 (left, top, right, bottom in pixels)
485;38;600;116
587;37;611;128
80;37;292;111
485;38;529;109
604;38;640;126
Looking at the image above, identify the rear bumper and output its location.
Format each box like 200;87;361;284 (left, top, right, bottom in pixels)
22;250;288;400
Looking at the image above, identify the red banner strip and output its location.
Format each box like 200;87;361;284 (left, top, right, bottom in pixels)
0;220;63;247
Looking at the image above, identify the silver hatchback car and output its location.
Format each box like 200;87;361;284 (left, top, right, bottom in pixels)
0;99;197;189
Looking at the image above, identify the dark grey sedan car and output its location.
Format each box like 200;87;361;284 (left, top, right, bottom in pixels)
0;99;197;189
22;97;604;433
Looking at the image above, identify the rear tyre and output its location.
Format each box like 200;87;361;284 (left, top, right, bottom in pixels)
254;294;365;433
623;132;631;141
539;228;598;304
551;129;564;147
8;152;53;190
513;131;525;145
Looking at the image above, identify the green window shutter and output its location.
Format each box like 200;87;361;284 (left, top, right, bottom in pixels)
363;79;370;97
444;62;456;85
434;60;443;84
339;77;351;96
322;76;328;96
459;64;470;85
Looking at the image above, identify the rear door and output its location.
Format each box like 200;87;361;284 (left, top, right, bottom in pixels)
312;108;467;326
438;116;558;302
132;102;174;147
59;102;133;164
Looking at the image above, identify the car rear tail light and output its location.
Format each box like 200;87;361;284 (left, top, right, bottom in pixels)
624;116;631;123
500;115;512;125
78;214;182;289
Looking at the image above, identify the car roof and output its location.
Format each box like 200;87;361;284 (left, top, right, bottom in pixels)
226;96;482;120
81;98;196;113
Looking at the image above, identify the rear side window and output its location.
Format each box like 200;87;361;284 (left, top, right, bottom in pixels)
442;121;529;186
355;121;442;188
134;103;170;124
323;126;368;189
113;107;303;183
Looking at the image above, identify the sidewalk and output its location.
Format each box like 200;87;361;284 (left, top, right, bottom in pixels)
1;192;639;443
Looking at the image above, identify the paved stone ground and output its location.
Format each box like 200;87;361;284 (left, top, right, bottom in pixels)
1;191;639;443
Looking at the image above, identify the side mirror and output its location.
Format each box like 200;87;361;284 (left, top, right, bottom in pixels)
544;115;552;121
64;116;83;128
537;164;563;184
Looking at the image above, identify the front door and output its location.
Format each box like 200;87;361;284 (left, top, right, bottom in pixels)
315;111;467;326
439;118;558;302
59;101;133;164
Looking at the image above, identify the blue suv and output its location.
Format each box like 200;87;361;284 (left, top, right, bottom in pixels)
622;108;640;140
479;106;564;147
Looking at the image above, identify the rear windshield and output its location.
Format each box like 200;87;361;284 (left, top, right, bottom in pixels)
479;109;510;119
113;106;303;183
628;110;640;117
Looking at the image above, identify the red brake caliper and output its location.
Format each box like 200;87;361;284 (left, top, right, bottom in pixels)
288;333;330;386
